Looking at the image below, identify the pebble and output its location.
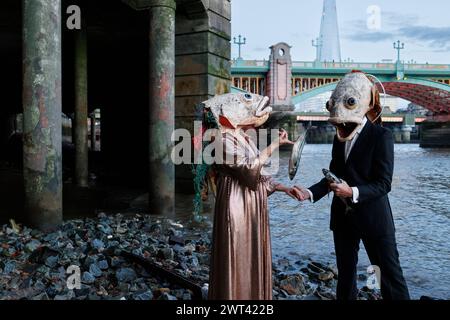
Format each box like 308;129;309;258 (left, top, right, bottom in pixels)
81;272;96;284
134;290;154;300
0;213;382;301
91;239;105;251
89;263;103;278
116;268;137;283
25;240;41;253
159;248;174;260
98;260;109;270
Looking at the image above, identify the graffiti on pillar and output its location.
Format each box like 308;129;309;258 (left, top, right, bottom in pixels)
66;5;81;30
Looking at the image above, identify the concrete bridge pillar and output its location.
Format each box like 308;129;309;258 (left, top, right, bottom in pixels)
401;125;413;143
266;42;294;111
148;0;176;216
22;0;63;230
74;23;89;188
392;127;403;143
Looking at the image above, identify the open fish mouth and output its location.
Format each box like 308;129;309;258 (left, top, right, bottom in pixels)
255;96;271;117
329;120;360;140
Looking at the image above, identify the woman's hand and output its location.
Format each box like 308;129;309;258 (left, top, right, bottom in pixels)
278;129;294;146
275;184;304;200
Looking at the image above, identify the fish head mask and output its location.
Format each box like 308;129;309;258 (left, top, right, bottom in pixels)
326;71;382;142
203;93;272;129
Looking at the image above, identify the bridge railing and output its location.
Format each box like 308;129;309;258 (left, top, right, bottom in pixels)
232;59;450;71
292;61;396;70
404;63;450;70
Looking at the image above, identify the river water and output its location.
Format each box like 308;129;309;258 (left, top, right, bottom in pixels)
268;144;450;299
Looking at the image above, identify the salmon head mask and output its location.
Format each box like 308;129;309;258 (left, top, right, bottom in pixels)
326;71;383;142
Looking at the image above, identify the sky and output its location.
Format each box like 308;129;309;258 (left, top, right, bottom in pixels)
231;0;450;64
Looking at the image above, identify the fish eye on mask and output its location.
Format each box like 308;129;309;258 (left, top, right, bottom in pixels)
345;97;357;109
244;93;252;101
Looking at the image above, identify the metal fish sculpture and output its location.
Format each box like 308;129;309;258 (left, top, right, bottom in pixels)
322;169;353;214
289;127;309;180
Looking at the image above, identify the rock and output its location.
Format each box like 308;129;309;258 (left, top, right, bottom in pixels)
3;261;16;274
187;256;199;268
315;289;336;300
149;224;162;234
279;275;307;296
45;255;59;268
196;253;209;265
182;292;192;300
74;285;91;297
184;243;196;255
116;268;137;283
54;291;75;300
201;284;209;300
31;292;50;300
358;273;368;281
158;248;174;260
318;271;334;281
25;240;41;253
134;290;154;300
144;245;158;256
327;264;338;277
110;256;124;268
115;226;127;234
158;292;177;300
81;271;96;284
89;264;102;278
97;224;113;235
97;260;109;270
91;239;105;251
169;235;185;246
307;262;326;273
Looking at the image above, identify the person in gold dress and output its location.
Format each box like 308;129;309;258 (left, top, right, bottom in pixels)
203;93;302;300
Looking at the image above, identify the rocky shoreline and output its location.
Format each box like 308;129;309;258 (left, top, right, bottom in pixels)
0;213;381;300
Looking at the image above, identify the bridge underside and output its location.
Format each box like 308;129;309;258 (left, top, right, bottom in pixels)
383;82;450;115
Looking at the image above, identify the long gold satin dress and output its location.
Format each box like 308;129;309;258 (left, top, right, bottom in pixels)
208;129;278;300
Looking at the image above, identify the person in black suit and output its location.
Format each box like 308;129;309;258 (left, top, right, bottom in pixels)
295;71;410;300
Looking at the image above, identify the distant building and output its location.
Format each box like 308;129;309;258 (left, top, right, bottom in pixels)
407;103;428;115
318;0;342;62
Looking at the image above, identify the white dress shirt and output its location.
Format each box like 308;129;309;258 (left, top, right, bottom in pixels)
307;117;368;203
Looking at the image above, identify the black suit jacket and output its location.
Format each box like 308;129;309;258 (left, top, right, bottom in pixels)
309;120;396;237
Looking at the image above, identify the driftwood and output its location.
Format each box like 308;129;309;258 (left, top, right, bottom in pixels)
120;251;204;300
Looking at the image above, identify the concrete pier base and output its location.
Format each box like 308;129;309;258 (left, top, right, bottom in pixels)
22;0;63;230
420;122;450;148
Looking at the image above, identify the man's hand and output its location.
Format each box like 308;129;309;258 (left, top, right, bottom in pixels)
294;186;311;201
330;180;353;198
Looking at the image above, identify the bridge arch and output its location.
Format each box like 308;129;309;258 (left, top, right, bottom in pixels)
292;78;450;115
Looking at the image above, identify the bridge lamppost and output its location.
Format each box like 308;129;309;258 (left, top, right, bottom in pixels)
394;40;405;79
233;34;246;60
393;40;405;63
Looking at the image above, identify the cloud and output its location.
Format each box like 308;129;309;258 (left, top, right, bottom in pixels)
347;31;394;42
382;11;420;27
399;26;450;49
343;11;450;53
253;47;268;52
